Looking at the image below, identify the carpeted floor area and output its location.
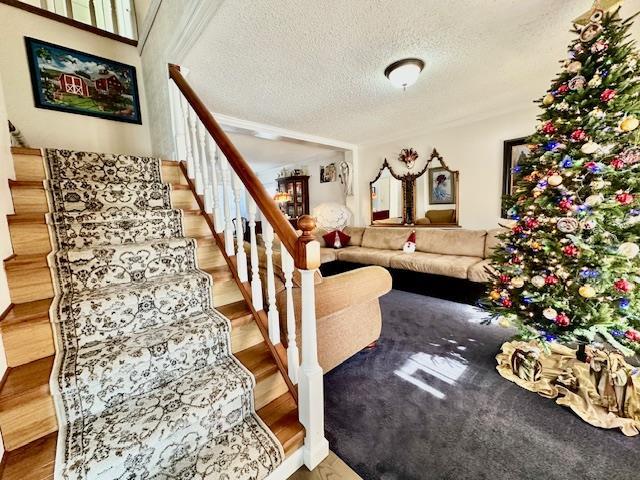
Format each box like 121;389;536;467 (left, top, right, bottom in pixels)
324;290;640;480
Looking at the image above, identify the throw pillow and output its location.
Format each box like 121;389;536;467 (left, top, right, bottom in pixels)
323;230;351;249
403;230;416;253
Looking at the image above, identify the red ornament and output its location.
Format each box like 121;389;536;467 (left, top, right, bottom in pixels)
616;192;634;205
558;198;573;212
563;244;579;257
614;279;633;293
541;122;557;134
545;275;559;286
554;313;571;327
512;256;522;264
512;225;524;234
570;129;587;142
600;89;616;102
501;298;513;308
611;158;625;170
625;329;640;342
557;84;570;94
525;218;539;230
499;275;511;284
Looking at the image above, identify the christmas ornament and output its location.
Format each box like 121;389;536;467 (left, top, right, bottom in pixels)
561;156;574;168
502;298;512;308
490;290;501;301
498;316;512;328
557;217;579;233
554;313;571;327
618;242;640;258
616;192;634;205
625;329;640;342
581;141;600;154
588;74;603;87
579;22;603;42
543;307;558;320
543;93;555;105
579;285;597;298
557;84;570;95
591;40;609;53
531;276;546;288
620;116;639;132
585;161;603;173
585;194;604;206
569;75;586;90
620;149;640;165
541;121;557;134
600;88;616;102
614;278;633;293
619;298;631;309
566;60;582;73
570;129;587;142
590;178;607;190
611;158;625;169
563;244;580;257
545;275;559;286
548;174;563;186
511;277;525;288
556;101;570;111
558;198;573;211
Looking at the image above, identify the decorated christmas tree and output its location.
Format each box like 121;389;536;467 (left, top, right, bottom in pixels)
485;5;640;356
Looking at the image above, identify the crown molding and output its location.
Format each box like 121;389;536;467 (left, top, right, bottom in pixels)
167;0;225;64
136;0;162;54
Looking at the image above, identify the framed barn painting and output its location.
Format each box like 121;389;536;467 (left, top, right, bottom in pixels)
502;137;531;216
25;37;142;124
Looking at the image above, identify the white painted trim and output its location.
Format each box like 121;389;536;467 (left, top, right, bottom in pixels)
167;0;225;64
215;113;358;152
136;0;162;54
265;448;304;480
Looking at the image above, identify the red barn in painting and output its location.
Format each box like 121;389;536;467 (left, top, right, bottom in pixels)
93;74;124;95
59;73;90;97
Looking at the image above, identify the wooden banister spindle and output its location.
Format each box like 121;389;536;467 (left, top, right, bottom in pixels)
260;212;280;345
296;215;328;469
280;245;299;384
219;148;235;256
247;198;263;311
232;172;249;282
205;135;222;222
178;95;194;178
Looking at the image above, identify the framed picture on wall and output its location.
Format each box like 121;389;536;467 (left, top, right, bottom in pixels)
428;167;456;204
502;137;531;216
25;37;142;124
320;163;337;183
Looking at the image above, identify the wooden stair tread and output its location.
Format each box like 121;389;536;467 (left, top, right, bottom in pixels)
217;300;253;324
0;357;53;410
203;264;233;282
4;254;48;271
258;392;305;455
236;342;278;382
10;147;41;156
1;299;51;327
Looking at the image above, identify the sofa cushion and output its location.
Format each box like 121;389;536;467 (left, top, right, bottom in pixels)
484;228;504;259
414;229;487;258
390;252;483;279
320;247;338;263
343;226;365;246
336;246;402;267
361;227;413;250
426;209;456;224
468;259;496;283
312;228;329;247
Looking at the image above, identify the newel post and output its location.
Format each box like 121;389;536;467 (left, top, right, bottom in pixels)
295;215;329;469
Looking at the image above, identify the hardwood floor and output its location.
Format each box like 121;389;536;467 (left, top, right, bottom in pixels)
289;452;362;480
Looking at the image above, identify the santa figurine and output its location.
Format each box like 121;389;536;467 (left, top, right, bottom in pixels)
403;230;416;253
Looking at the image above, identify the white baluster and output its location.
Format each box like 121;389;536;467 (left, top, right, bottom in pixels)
219;149;235;256
170;84;187;162
260;213;280;345
232;173;249;282
280;246;299;384
298;263;329;469
179;95;194;178
205;136;221;220
196;121;210;207
248;198;263;311
188;107;203;193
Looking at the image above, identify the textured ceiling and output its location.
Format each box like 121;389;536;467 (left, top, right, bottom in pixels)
228;133;339;172
184;0;640;144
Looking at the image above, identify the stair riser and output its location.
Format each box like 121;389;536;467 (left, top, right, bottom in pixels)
12;153;185;185
10;187;198;214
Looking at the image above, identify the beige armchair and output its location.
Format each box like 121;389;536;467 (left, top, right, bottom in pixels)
246;242;392;373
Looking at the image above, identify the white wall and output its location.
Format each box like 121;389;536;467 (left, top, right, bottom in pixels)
357;106;537;230
0;3;151;155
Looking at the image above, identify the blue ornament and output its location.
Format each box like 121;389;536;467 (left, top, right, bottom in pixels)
522;296;533;305
561;156;574;168
537;180;548;189
611;329;624;338
544;140;560;151
601;69;609;78
619;298;631;309
543;333;557;342
587;162;604;174
630;209;640;217
577;204;590;213
512;165;522;174
579;268;599;279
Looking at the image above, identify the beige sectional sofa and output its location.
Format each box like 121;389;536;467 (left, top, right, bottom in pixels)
316;226;502;283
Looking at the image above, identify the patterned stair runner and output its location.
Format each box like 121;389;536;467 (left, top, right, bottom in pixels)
44;149;283;479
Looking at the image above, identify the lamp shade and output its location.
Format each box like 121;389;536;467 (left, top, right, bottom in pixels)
384;58;425;89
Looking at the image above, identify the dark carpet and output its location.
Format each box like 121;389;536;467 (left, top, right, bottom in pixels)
324;290;639;480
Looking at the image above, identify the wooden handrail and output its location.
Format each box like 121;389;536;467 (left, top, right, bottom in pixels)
168;64;317;269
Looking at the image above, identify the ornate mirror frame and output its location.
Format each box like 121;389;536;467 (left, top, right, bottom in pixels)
369;149;460;227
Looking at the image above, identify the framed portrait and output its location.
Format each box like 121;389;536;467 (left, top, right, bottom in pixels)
320;163;337;183
502;137;531;215
25;37;142;124
428;167;456;204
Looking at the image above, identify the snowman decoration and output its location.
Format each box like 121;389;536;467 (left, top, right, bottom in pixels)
403;230;416;253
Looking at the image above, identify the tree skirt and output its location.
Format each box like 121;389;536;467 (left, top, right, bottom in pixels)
497;340;640;436
44;149;283;479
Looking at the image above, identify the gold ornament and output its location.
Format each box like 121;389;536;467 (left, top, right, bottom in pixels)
566;61;582;73
548;174;563;187
543;93;555;106
498;316;512;328
618;242;640;259
531;276;546;288
490;290;501;300
585;194;604;206
579;285;597;298
543;307;558;320
511;277;525;288
581;142;600;154
620;117;639;132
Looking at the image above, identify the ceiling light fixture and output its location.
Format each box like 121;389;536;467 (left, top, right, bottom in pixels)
384;58;425;90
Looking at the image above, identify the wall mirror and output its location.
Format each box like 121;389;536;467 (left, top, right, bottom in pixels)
370;149;460;227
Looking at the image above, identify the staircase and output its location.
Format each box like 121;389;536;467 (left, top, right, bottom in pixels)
0;147;305;478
